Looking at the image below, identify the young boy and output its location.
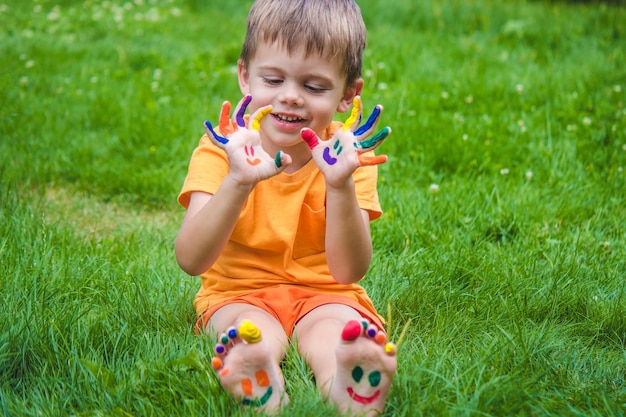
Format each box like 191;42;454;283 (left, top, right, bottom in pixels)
175;0;396;415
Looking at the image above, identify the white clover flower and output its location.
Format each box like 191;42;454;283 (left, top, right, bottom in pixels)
500;168;510;175
613;85;622;93
525;170;533;181
465;95;473;104
145;8;159;21
25;60;35;68
171;7;182;17
441;91;449;99
19;76;28;86
515;84;524;94
151;81;159;91
90;76;98;83
47;9;60;20
567;124;577;132
428;184;440;194
377;62;386;69
583;117;592;125
153;68;162;80
462;134;468;141
377;82;387;91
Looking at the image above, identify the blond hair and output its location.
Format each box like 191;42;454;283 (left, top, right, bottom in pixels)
240;0;366;87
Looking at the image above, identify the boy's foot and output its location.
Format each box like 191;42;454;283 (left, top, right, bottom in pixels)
330;319;397;416
211;319;287;412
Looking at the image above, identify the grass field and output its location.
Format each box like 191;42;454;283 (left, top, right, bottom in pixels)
1;0;625;415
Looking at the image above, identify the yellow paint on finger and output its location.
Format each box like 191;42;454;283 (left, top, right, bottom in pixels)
342;96;361;131
252;106;273;131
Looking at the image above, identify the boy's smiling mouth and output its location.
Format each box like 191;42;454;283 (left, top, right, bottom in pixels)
272;113;306;123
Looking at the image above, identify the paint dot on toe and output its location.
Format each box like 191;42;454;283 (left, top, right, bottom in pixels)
384;342;396;355
239;320;262;343
211;357;223;370
227;327;238;339
366;326;378;338
374;332;386;345
342;320;363;341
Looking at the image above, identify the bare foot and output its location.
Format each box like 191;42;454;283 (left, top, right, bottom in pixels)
210;320;287;412
330;319;397;416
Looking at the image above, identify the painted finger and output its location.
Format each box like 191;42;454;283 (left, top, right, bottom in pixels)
204;120;229;145
358;154;388;166
274;151;283;168
354;105;382;137
233;94;252;128
355;126;391;153
274;151;292;170
300;128;321;150
250;105;273;131
342;96;363;132
219;101;234;136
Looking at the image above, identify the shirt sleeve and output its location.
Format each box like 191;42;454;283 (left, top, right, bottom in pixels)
178;134;229;209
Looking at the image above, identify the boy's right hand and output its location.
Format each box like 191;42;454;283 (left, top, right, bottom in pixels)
204;95;292;185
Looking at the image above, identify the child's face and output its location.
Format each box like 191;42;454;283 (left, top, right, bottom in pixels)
238;41;362;149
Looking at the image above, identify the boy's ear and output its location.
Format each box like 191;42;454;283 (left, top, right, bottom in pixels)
337;78;364;113
237;59;250;95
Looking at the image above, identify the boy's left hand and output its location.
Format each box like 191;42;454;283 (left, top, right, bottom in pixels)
301;96;391;188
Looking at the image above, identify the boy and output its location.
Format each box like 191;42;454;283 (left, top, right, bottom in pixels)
175;0;396;415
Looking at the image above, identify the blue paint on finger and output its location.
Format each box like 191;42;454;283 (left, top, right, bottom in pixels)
205;120;229;145
354;106;381;136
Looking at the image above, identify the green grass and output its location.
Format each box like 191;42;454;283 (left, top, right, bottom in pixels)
1;0;625;415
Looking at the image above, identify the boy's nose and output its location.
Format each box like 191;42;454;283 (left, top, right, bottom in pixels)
279;83;304;106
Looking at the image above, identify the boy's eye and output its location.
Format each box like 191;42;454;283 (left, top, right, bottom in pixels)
306;84;328;93
263;77;282;85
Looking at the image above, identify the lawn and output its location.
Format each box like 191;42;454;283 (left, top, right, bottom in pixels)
1;0;625;415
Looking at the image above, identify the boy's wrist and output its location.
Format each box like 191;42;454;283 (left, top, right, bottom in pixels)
223;174;256;194
325;176;355;195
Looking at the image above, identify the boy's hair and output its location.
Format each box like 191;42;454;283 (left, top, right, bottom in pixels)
240;0;366;88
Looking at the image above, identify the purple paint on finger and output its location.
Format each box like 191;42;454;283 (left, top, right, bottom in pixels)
236;95;252;128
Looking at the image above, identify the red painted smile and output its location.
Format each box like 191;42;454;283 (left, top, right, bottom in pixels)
347;387;381;405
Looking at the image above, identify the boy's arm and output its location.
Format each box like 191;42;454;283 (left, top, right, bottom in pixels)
301;96;391;284
175;180;252;276
176;96;291;276
324;179;373;284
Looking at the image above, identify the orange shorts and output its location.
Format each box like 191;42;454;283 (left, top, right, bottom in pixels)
195;286;384;336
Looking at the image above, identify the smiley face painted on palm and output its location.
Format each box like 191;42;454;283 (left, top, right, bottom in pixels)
347;365;383;404
203;95;286;183
300;96;391;177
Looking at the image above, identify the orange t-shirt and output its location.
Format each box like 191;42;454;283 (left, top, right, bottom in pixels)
178;121;382;317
